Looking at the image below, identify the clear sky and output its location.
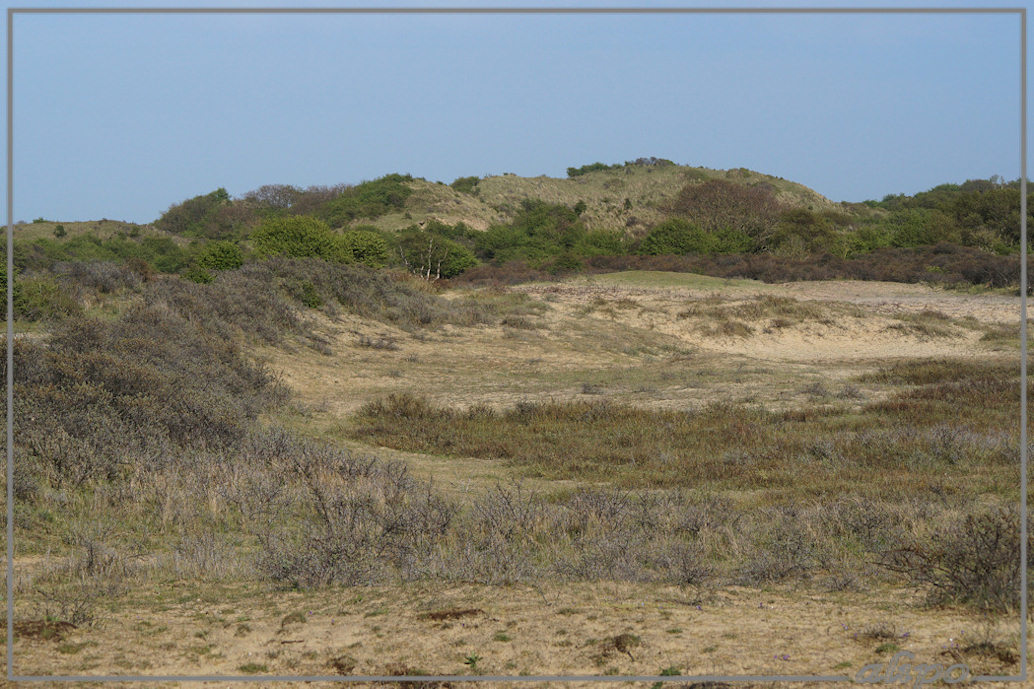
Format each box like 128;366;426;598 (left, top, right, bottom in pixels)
4;0;1025;223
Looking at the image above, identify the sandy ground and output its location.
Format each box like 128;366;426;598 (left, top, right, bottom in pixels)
265;273;1022;422
9;272;1028;685
7;580;1025;686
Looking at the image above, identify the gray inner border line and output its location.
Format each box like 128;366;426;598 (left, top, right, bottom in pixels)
4;5;1026;684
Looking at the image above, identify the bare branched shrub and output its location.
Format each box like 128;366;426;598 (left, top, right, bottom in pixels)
29;528;141;627
877;506;1032;612
54;260;142;295
732;506;824;585
250;436;457;589
170;532;241;580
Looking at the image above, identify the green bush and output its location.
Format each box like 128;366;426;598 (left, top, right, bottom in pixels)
18;234;191;274
574;229;625;256
769;209;838;257
875;177;1031;250
53;225;66;238
638;219;715;255
845;224;893;256
886;208;952;248
250;216;346;262
0;265;77;322
13;275;81;321
155;188;238;239
295;280;322;308
545;252;584;274
475;200;588;264
338;228;390;267
450;176;480;195
183;265;214;284
195;241;244;271
567;162;619;177
316;174;414;227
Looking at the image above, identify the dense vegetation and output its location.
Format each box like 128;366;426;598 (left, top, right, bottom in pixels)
11;165;1032;294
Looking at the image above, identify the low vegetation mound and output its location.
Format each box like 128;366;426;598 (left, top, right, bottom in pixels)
6;302;285;488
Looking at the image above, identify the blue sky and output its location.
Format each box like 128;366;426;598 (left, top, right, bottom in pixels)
4;0;1025;223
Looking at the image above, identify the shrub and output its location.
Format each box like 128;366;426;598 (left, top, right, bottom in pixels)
574;229;625;256
53;225;66;238
197;258;493;332
294;279;322;308
316;174;414;226
567;162;620;177
638;219;715;255
250;216;346;262
450;176;480;194
53;261;142;294
243;184;302;210
155;187;240;239
250;436;457;588
13;275;80;321
769;208;840;257
18;234;191;274
183;265;213;283
338;228;390;267
195;241;244;271
475;200;592;265
4;302;285;486
877;506;1032;612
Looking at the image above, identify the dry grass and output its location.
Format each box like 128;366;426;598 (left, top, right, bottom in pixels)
348;360;1020;497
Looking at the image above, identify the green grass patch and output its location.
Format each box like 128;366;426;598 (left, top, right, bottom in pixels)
586;270;768;290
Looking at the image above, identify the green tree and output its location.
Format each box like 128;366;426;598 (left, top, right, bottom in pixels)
397;230;476;279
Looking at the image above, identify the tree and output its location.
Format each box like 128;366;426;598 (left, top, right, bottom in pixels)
668;179;782;248
244;184;302;210
397;230;476;280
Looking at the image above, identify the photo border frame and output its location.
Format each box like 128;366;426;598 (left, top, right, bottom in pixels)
4;5;1027;684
